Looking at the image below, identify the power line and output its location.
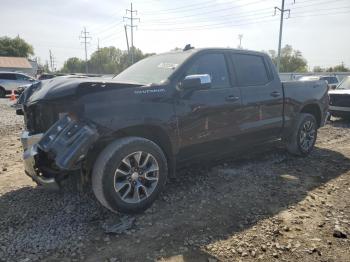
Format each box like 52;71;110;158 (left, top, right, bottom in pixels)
141;0;249;15
123;2;140;64
141;1;350;30
79;27;92;73
289;8;350;18
140;5;350;32
142;0;273;22
143;8;274;26
145;0;347;25
140;15;279;31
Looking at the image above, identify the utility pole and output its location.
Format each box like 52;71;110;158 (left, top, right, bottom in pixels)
49;50;53;72
238;34;243;49
274;0;293;72
124;25;130;54
97;38;101;74
124;3;140;64
49;50;56;72
79;27;92;73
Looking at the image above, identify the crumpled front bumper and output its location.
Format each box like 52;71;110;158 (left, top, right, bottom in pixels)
21;131;60;190
21;116;99;190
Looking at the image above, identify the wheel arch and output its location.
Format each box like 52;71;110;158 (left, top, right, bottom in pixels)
85;124;176;179
300;103;322;127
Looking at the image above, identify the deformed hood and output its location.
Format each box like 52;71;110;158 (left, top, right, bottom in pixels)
23;76;143;104
28;77;93;103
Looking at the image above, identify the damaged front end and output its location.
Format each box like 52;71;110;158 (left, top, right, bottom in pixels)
22;115;99;190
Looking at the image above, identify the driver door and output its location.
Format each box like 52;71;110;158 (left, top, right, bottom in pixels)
175;52;242;161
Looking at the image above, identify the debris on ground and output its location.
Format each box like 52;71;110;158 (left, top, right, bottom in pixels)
102;216;136;234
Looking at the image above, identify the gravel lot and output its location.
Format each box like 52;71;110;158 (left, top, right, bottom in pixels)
0;98;349;262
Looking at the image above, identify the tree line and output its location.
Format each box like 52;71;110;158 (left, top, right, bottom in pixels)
0;36;349;74
60;47;154;75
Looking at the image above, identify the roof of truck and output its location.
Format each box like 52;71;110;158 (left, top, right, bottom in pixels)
163;47;267;57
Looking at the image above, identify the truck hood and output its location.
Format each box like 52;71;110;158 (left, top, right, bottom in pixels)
328;89;350;95
23;77;142;104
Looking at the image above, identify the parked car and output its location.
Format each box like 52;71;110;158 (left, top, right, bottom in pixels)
38;73;64;80
0;72;36;97
299;75;339;89
18;47;329;214
329;76;350;119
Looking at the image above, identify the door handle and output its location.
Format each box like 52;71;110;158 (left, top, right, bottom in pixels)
270;91;281;97
226;95;240;102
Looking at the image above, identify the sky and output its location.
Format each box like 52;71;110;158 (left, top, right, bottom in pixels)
1;0;350;70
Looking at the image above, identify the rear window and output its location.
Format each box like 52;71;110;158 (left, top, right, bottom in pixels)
231;54;269;86
0;73;16;80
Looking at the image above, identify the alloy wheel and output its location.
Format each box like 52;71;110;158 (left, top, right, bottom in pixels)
299;120;316;152
113;151;159;204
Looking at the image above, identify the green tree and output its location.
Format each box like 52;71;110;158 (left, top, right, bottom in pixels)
0;36;34;57
61;57;85;73
88;47;124;74
313;66;325;73
61;46;155;74
326;63;349;72
267;45;308;73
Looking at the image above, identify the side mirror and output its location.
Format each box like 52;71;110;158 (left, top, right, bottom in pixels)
181;74;211;90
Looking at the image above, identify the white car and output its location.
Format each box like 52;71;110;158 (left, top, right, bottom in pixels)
329;76;350;119
0;72;36;98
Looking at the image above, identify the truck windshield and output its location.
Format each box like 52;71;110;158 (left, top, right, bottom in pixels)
113;52;192;85
336;77;350;90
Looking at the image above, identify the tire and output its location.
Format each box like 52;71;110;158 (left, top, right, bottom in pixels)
0;87;5;98
92;137;168;214
286;113;318;156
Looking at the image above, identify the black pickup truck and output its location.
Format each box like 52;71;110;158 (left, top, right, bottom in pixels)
19;47;329;213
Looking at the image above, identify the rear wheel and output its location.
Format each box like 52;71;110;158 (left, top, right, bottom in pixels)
286;113;318;156
92;137;168;214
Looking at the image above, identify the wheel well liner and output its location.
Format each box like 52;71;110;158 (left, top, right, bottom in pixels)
300;104;322;127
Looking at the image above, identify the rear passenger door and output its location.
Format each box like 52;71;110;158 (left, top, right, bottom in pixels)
229;53;283;143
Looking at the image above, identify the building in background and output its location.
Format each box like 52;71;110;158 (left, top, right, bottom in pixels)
0;56;37;76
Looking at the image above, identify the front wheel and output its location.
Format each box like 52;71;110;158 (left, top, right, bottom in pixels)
286;113;318;156
92;137;168;214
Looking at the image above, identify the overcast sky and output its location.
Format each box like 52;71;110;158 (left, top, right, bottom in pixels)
2;0;349;70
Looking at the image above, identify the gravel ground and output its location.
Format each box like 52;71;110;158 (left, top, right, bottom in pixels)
0;98;349;262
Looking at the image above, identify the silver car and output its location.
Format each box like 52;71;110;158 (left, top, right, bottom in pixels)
0;72;36;97
299;75;339;90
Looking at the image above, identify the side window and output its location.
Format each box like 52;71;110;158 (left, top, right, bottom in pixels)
232;54;269;86
1;73;16;80
186;53;230;89
16;74;30;81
